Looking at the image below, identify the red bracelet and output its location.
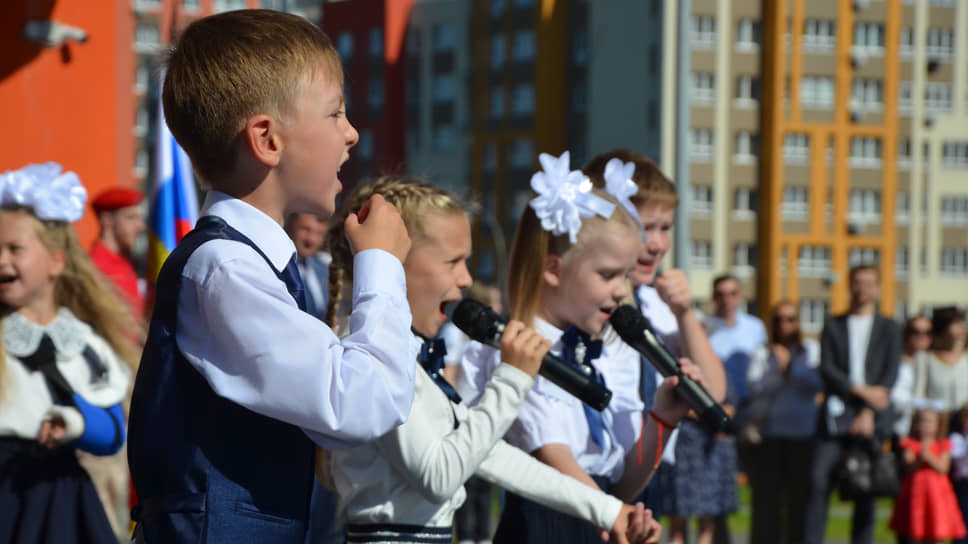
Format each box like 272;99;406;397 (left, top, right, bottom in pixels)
649;410;678;430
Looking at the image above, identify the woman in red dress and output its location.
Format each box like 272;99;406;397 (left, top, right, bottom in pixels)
890;404;968;543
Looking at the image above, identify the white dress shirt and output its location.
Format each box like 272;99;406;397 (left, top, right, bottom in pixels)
846;314;875;386
329;346;623;530
0;309;131;441
176;192;420;450
458;318;643;483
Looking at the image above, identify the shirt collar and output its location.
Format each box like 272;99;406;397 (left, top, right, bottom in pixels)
200;191;296;272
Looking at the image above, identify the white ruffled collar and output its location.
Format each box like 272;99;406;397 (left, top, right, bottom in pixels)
3;308;91;359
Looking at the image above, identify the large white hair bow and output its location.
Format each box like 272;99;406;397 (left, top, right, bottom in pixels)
602;158;642;225
529;151;615;243
0;162;87;222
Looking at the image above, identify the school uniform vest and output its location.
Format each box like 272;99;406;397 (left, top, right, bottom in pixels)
128;216;315;543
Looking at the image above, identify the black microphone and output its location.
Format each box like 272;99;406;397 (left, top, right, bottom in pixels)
609;305;734;434
451;298;612;411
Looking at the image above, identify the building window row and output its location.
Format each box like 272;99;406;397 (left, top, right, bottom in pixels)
690;129;714;162
782;186;809;220
691;186;713;216
691;241;712;270
848;189;881;224
783;133;810;164
692;72;715;104
692;15;716;48
941;249;968;276
849;137;883;168
803;19;836;52
942;141;968;169
801;76;835;110
940;197;968;226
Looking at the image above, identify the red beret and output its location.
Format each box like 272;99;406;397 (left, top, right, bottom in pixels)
92;187;144;212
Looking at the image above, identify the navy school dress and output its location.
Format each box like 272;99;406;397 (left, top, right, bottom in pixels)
0;319;125;544
127;216;316;543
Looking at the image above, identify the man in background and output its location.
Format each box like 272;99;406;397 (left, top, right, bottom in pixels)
285;213;331;320
89;187;147;316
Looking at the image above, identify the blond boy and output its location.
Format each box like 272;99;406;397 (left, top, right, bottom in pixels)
128;11;419;542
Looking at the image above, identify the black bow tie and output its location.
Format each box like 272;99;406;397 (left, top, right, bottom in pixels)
18;334;74;405
416;333;461;404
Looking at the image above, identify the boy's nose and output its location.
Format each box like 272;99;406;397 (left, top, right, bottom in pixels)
345;120;360;147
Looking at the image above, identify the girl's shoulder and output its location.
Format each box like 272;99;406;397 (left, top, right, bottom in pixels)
899;436;921;452
934;437;952;453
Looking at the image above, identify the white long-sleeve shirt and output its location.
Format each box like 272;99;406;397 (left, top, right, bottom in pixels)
175;192;420;449
458;318;643;483
329;353;623;531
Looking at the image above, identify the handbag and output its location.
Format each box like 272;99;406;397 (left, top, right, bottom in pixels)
836;438;901;500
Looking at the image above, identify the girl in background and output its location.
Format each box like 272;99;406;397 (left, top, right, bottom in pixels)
890;403;967;544
0;163;138;542
950;404;968;544
459;152;703;544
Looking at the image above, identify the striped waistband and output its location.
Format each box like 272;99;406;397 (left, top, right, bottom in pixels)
345;523;452;543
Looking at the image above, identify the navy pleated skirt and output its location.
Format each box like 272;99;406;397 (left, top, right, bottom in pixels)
492;475;610;544
0;438;116;544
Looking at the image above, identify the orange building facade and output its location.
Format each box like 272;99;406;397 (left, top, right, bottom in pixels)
0;0;134;247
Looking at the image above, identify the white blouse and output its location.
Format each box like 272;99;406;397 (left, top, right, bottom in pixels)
0;309;131;441
329;349;623;530
457;318;644;483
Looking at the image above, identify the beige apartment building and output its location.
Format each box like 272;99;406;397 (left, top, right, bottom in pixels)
657;0;968;330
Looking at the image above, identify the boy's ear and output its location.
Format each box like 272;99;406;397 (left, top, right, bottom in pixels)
542;254;562;288
243;114;282;167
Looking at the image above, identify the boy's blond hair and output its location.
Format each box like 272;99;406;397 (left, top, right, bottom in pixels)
508;190;639;328
163;9;343;188
583;148;679;209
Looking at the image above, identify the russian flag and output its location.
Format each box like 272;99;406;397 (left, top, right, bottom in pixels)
146;91;198;286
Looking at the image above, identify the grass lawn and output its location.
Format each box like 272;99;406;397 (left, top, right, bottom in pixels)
724;483;896;543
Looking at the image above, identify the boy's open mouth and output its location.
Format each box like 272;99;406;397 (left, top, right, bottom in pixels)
0;274;16;285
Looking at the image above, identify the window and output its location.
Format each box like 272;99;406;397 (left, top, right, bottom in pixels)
135;58;151;90
358;130;373;159
925;83;953;115
691;241;712;269
432;74;455;104
899;81;913;116
691;186;713;216
849;137;883;168
941;249;968;276
898;139;912;170
734;243;757;275
849;189;881;224
433;126;457;152
135;103;148;136
510;84;535;115
337;33;354;62
896;247;909;278
896;191;910;224
490;0;505;18
734;187;757;218
490;87;504;119
782;186;809;220
692;15;716;48
511;30;536;62
798;246;831;277
735;75;760;106
942;141;968;168
853;22;884;54
690;129;714;161
135;22;160;50
368;78;384;111
134;148;149;176
491;35;505;70
734;131;758;163
851;78;883;113
510;139;534;169
900;26;914;58
369;29;384;59
783;133;810;164
940;197;968;226
692;72;715;104
801;76;835;109
849;248;881;267
432;24;455;53
803;19;836;52
927;28;954;60
799;299;829;334
736;19;760;51
482;144;497;172
213;0;245;11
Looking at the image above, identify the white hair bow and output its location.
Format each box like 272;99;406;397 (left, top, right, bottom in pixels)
528;151;615;244
0;162;87;222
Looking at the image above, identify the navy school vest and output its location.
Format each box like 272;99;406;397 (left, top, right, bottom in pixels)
128;216;315;543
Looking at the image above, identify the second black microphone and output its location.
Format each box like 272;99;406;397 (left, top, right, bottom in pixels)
609;305;734;434
451;298;612;412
